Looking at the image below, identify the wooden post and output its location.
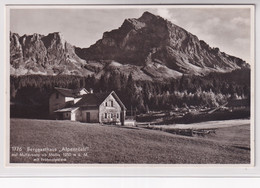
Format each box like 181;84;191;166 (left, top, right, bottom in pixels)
121;111;125;126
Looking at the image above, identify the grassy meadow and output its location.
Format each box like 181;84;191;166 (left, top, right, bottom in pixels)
10;118;250;164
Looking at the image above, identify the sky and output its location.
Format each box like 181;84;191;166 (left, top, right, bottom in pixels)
9;6;253;64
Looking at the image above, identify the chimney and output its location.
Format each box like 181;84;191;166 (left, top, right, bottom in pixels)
90;88;93;94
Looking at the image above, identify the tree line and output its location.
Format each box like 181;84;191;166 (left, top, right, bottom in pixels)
10;68;250;117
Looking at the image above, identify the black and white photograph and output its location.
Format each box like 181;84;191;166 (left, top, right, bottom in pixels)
7;5;254;165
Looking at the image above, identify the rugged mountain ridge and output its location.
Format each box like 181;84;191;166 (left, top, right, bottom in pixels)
75;11;249;76
10;32;90;76
10;11;249;79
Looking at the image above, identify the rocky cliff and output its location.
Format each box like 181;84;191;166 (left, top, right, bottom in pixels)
10;32;90;76
10;11;249;79
75;11;249;76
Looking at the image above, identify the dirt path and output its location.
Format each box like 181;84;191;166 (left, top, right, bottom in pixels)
150;119;250;129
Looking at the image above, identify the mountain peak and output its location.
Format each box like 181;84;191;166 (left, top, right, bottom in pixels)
10;11;249;79
41;31;66;49
10;31;88;76
75;11;249;76
138;11;162;22
140;11;157;19
45;32;64;42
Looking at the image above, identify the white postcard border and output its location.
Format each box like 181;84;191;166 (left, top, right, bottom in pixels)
0;0;259;177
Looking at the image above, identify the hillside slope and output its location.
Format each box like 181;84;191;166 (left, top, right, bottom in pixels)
10;118;250;164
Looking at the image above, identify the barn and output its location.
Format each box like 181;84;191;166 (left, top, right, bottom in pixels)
49;87;126;125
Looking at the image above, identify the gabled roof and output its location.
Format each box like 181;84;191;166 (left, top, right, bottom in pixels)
54;87;88;97
73;88;89;94
54;107;79;113
73;91;126;110
111;91;127;110
73;92;111;107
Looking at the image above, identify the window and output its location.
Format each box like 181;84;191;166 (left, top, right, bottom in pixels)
117;113;119;119
56;92;59;99
111;101;113;107
105;113;107;119
105;102;108;107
